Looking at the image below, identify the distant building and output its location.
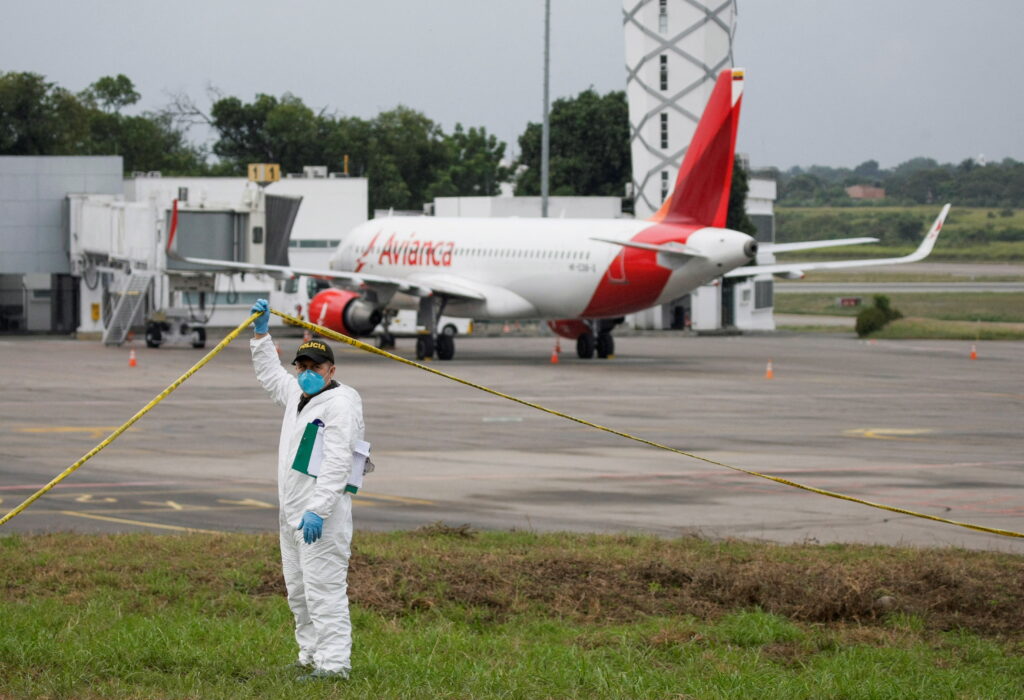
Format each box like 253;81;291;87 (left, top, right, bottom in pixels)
846;185;886;200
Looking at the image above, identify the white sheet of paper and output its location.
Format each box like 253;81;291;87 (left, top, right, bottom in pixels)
347;440;371;491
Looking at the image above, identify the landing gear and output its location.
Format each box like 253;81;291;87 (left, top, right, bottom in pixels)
417;296;455;360
575;318;623;360
415;335;435;361
377;310;397;349
145;321;163;348
436;334;455;360
190;326;206;349
576;332;595;359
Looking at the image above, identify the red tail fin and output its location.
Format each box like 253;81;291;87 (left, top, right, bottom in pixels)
649;68;744;227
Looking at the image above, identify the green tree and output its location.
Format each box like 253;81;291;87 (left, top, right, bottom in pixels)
86;110;207;174
0;71;90;154
426;124;508;200
515;89;630;198
726;155;756;235
210;93;320;173
81;74;140;113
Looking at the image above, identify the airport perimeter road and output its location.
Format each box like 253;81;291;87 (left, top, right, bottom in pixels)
1;332;1022;551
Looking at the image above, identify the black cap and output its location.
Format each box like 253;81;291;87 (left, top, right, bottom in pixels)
292;339;334;365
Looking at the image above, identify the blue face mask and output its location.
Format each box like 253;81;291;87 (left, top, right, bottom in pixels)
297;369;326;395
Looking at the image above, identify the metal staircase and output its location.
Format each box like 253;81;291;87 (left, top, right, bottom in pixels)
103;270;155;346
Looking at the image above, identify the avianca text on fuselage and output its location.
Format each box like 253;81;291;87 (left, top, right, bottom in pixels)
360;231;456;270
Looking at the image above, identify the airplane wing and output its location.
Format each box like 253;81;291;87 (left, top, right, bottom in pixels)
166;250;432;296
724;204;950;279
163;198;489;299
761;237;878;253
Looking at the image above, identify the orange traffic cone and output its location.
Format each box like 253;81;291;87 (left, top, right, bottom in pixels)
970;344;978;360
128;348;137;367
764;360;774;379
550;347;559;364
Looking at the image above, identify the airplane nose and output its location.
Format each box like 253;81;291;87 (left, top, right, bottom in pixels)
744;238;758;259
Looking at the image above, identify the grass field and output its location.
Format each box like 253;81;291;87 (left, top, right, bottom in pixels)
775;206;1024;261
3;530;1024;699
773;292;1024;323
773;292;1024;339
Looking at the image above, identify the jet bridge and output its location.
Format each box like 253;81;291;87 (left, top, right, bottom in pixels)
69;164;303;347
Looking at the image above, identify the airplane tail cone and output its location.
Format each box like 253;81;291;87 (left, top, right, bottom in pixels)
970;344;978;360
764;360;774;380
128;349;137;368
550;348;559;365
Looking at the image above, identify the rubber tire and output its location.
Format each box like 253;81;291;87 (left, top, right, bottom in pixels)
415;335;435;360
596;333;614;359
576;332;595;359
191;327;206;349
377;332;395;349
442;323;458;337
436;334;455;360
145;322;162;348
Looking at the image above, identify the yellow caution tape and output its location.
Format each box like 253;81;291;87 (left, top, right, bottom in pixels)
4;307;1021;541
0;313;260;527
269;310;1024;540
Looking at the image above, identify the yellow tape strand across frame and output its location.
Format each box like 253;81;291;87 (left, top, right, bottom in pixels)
3;307;1021;540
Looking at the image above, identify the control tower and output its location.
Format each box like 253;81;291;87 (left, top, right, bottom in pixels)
623;0;737;218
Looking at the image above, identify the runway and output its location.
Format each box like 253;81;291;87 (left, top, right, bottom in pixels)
1;332;1021;551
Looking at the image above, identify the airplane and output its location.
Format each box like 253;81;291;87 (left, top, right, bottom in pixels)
169;68;949;361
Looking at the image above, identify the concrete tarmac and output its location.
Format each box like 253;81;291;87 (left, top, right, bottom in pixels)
1;331;1021;551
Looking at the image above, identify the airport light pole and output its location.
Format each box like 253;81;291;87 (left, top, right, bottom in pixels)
541;0;551;218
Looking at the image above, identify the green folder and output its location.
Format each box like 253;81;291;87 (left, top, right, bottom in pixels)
291;422;320;477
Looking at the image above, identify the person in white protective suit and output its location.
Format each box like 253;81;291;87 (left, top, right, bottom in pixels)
249;299;363;681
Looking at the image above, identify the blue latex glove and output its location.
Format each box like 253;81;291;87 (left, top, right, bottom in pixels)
298;511;323;544
251;298;270;334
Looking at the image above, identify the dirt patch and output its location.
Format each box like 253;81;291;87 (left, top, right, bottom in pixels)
345;535;1024;639
4;532;1023;639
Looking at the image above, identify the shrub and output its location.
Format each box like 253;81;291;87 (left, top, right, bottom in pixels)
856;307;889;337
856;295;903;337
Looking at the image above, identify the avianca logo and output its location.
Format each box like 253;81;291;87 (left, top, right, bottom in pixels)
354;231;381;272
376;233;455;267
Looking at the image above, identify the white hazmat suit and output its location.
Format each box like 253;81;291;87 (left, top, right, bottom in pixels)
250;334;364;674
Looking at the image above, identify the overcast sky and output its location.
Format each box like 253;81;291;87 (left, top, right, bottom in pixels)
3;0;1022;170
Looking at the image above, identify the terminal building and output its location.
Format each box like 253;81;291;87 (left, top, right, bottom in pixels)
0;156;365;341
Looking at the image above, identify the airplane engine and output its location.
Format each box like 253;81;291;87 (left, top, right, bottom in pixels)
547;319;590;340
308;288;383;337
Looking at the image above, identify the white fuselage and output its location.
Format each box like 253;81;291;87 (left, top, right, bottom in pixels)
329;217;754;320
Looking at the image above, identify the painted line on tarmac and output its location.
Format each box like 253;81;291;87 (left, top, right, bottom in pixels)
356;491;435;506
59;510;224;534
17;426;137;439
844;428;934;441
0;478;273;492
